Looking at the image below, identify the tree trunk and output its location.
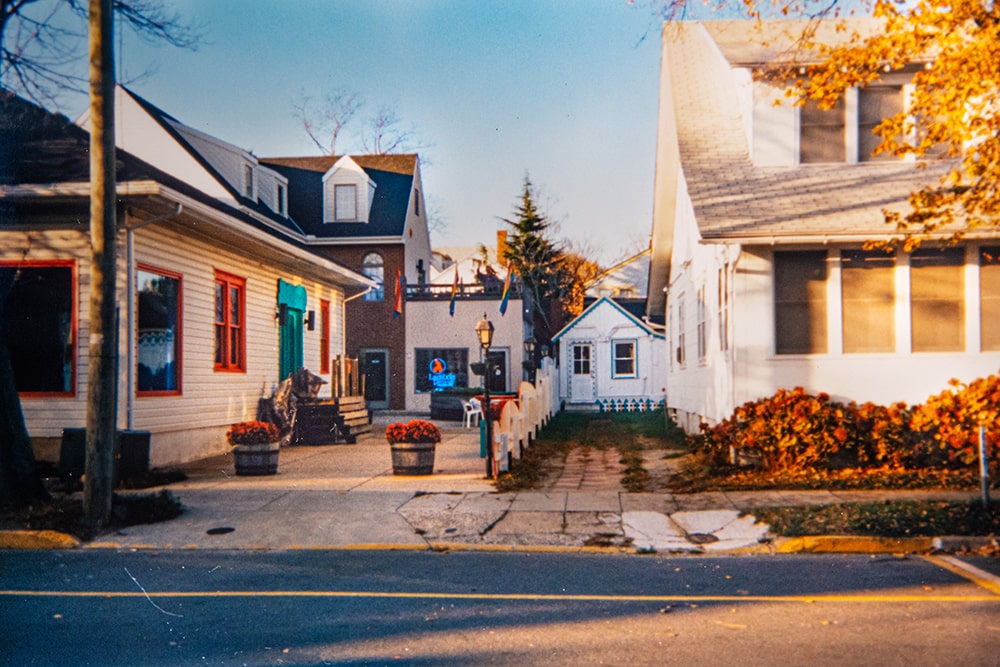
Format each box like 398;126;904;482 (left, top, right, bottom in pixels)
83;0;117;532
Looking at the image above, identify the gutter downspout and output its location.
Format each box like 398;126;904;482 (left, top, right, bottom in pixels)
126;203;183;430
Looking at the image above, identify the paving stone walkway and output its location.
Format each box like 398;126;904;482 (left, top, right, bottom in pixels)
549;447;626;492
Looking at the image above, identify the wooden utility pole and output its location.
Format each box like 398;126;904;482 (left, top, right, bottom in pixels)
84;0;117;531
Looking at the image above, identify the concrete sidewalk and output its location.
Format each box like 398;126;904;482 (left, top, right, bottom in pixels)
73;415;988;554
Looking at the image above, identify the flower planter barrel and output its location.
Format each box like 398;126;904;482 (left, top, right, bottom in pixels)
390;440;436;475
233;442;280;476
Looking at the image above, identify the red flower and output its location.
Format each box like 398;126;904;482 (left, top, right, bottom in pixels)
386;420;441;444
227;420;280;446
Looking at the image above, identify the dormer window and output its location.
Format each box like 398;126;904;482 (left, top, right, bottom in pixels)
335;184;358;221
858;85;903;162
277;184;286;216
800;98;845;163
243;164;254;199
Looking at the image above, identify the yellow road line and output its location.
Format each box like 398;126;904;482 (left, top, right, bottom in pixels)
923;555;1000;596
1;590;997;603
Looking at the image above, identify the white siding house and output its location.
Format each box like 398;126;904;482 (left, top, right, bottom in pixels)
649;20;1000;433
1;89;374;466
553;297;666;411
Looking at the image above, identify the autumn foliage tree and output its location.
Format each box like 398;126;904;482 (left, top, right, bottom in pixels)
649;0;1000;241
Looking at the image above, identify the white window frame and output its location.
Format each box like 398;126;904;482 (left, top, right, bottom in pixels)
611;339;637;378
335;183;358;221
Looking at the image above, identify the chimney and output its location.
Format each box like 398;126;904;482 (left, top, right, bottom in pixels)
496;230;508;264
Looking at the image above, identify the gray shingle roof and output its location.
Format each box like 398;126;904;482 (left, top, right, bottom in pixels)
664;20;954;243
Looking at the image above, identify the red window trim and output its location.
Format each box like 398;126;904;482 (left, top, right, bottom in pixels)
136;263;183;396
319;299;331;374
1;259;77;398
214;270;246;373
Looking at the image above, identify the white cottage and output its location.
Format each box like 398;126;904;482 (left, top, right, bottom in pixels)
553;297;666;411
648;20;1000;433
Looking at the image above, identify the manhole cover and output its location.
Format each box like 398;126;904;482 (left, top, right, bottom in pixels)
206;527;235;535
687;533;719;545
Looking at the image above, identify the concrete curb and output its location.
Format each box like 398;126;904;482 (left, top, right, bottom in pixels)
775;536;935;554
3;528;994;555
0;530;81;550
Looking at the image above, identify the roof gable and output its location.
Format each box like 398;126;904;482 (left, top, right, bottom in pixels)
552;296;663;342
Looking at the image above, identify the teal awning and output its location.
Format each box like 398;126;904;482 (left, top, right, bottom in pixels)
277;279;307;311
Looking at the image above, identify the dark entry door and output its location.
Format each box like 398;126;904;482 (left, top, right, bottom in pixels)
361;349;389;410
487;349;507;393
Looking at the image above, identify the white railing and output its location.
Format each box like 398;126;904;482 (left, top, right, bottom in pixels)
489;358;558;475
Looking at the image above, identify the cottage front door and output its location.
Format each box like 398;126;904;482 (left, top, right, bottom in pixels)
569;342;596;403
361;348;389;410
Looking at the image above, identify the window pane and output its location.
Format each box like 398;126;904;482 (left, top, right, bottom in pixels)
982;247;1000;351
137;269;180;392
800;98;845;163
215;324;225;364
775;251;828;354
229;286;240;324
1;265;74;392
230;328;241;366
335;183;357;220
842;250;895;353
859;86;903;162
414;348;469;393
362;253;384;301
911;248;964;352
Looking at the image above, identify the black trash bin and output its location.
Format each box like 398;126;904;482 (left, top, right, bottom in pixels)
59;428;151;486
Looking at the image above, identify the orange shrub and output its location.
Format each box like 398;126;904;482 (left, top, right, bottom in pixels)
910;373;1000;467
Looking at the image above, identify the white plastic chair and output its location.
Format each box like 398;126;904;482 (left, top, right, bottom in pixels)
463;398;482;428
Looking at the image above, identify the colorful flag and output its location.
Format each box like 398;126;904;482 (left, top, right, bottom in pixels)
448;265;459;317
393;267;404;318
499;263;514;316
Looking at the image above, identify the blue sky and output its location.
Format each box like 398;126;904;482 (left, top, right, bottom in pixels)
105;2;665;264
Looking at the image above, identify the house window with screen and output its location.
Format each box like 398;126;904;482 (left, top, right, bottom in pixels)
612;340;636;378
572;344;591;375
137;266;182;393
214;270;246;371
244;164;254;198
910;248;965;352
0;261;75;394
335;183;357;221
858;86;903;162
841;250;895;353
775;251;828;354
414;348;469;393
981;247;1000;351
362;253;384;301
800;97;845;163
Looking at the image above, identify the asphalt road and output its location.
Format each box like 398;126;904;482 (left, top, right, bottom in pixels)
2;550;999;666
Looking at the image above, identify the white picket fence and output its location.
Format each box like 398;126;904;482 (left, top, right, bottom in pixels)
489;357;559;475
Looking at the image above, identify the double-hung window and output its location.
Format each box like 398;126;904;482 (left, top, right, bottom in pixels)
910;248;964;352
214;270;246;371
335;184;358;221
137;265;182;393
981;247;1000;351
1;261;75;394
841;250;895;353
775;251;828;354
612;340;636;378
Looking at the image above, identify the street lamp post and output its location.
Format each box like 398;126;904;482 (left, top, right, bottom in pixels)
475;314;496;478
523;336;537;383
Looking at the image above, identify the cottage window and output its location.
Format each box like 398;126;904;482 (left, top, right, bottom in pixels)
320;299;331;374
775;251;828;354
612;340;637;378
841;250;895;353
214;270;246;371
910;248;965;352
800;98;845;163
136;266;182;394
335;183;358;221
362;253;384;301
572;344;591;375
981;247;1000;351
0;261;75;394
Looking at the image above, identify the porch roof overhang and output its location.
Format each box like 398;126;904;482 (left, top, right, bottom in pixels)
0;179;378;291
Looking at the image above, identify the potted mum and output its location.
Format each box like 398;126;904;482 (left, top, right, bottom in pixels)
227;420;281;476
385;419;441;475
